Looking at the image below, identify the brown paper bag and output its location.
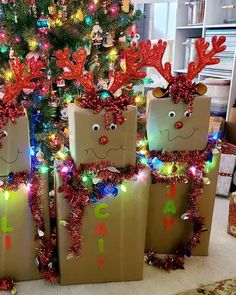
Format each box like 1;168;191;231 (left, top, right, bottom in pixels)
0;175;50;281
146;92;211;152
56;168;150;285
67;104;137;167
145;154;220;256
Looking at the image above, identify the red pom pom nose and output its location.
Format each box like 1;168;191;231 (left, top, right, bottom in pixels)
99;136;109;145
175;121;183;129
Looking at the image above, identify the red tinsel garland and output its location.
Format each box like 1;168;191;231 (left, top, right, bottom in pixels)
57;158;144;256
0;171;57;292
167;74;197;105
145;139;218;270
0;278;15;293
0;100;25;149
80;91;135;128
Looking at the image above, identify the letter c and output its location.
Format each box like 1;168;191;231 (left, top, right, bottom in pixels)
94;203;110;220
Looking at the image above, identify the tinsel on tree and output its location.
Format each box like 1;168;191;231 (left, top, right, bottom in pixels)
0;0;144;169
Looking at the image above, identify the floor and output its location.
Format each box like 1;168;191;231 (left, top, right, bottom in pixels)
17;197;236;295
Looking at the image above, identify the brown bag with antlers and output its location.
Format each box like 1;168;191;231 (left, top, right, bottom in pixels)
145;36;226;256
0;59;51;281
54;42;156;284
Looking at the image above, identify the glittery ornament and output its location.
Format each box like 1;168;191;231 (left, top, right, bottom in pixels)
102;32;114;48
91;22;103;47
37;12;49;34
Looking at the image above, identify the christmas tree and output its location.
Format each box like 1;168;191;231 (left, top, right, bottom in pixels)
0;0;143;170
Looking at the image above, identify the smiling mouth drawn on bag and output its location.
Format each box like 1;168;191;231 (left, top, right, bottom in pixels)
85;145;126;159
0;149;22;164
160;128;198;141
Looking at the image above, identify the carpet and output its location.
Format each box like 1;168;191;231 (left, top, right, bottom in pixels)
177;278;236;295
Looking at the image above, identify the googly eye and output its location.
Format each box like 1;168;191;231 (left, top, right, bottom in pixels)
92;124;100;132
109;123;117;131
168;111;176;118
184;111;192;118
3;131;8;137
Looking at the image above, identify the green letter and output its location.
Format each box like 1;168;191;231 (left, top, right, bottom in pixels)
94;203;110;219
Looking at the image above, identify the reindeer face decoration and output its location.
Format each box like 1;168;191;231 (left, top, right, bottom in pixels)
0;113;31;176
146;36;226;152
56;42;155;167
67;104;137;167
0;58;43;176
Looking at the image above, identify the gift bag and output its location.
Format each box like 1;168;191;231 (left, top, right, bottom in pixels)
55;167;150;284
146;153;220;256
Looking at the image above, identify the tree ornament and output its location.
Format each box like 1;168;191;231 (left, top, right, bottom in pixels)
71;8;84;23
89;54;100;71
48;1;56;15
59;0;67;20
37;12;49;34
14;11;18;23
56;76;65;88
36;148;45;163
28;0;37;18
122;0;130;13
102;1;108;14
1;0;8;4
102;32;114;48
9;47;16;60
91;22;103;47
97;78;109;91
0;5;4;21
60;107;68;120
26;51;40;61
119;32;126;43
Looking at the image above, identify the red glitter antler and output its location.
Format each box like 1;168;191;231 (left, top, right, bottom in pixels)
3;58;44;103
109;40;162;94
55;48;95;93
150;39;174;83
186;36;226;81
